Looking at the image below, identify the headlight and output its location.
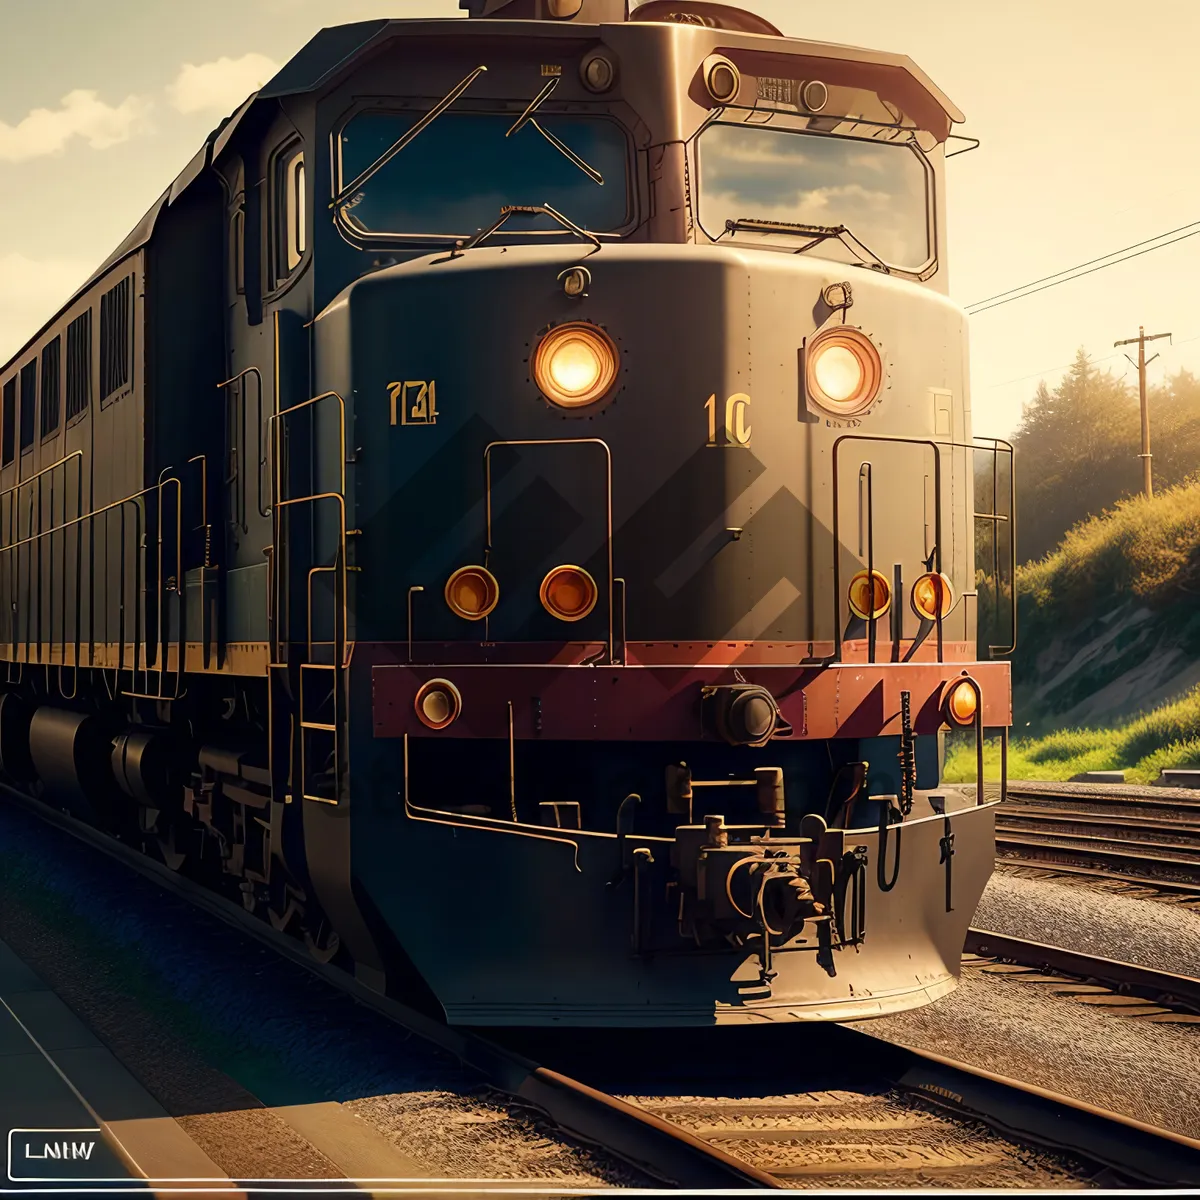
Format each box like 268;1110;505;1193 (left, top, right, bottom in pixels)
445;565;499;621
533;322;618;409
540;565;599;622
415;679;462;730
805;328;883;416
911;572;955;621
848;569;891;620
702;54;742;105
945;678;979;726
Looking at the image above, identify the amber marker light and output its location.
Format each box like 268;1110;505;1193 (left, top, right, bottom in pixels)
805;328;883;417
945;678;979;727
445;565;499;621
911;572;955;621
540;565;599;622
848;569;891;620
533;322;618;409
415;679;462;731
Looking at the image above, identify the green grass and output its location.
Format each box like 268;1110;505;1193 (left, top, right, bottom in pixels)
1019;477;1200;618
944;683;1200;784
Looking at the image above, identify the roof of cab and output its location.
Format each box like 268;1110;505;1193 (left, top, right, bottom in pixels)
5;13;961;374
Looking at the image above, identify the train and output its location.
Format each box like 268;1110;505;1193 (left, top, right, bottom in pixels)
0;0;1014;1026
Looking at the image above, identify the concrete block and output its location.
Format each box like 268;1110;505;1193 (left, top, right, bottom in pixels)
1156;769;1200;789
1068;771;1125;784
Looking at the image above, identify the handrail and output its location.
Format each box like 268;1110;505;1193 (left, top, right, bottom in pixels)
269;384;352;808
972;436;1017;658
832;434;944;663
216;366;269;525
483;437;614;664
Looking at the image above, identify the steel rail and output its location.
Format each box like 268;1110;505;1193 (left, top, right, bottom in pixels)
998;807;1200;835
993;856;1200;894
1005;783;1200;814
0;786;777;1192
876;1032;1200;1187
996;829;1200;879
965;927;1200;1011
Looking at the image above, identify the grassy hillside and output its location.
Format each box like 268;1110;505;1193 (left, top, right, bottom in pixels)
952;479;1200;782
945;683;1200;783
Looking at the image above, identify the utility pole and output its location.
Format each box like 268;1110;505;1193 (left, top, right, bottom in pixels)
1114;325;1172;498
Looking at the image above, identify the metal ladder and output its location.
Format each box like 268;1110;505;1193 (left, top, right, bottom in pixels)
269;390;352;806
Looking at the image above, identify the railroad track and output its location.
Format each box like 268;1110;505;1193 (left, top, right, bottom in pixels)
995;784;1200;888
965;928;1200;1022
5;787;1200;1190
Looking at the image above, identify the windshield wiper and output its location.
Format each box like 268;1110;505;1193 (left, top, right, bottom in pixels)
330;65;488;210
723;217;891;274
724;218;846;240
507;75;604;186
460;203;601;253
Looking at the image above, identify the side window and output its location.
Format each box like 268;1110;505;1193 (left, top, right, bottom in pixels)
231;206;246;295
40;337;61;440
100;276;132;403
19;359;36;453
66;309;92;421
276;144;306;280
2;379;15;466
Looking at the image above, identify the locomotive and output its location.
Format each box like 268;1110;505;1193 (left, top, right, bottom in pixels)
0;0;1014;1026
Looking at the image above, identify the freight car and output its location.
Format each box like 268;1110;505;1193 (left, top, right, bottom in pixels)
0;0;1014;1025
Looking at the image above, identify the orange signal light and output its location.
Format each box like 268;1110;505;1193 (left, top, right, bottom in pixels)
445;566;499;621
911;572;955;621
848;569;891;621
945;678;979;726
540;565;599;622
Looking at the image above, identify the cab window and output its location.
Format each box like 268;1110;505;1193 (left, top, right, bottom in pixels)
336;111;630;238
276;145;306;279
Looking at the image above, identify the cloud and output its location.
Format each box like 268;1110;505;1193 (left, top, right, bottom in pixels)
168;53;282;115
0;90;150;163
0;254;94;364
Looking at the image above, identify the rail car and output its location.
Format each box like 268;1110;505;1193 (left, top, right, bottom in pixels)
0;0;1014;1026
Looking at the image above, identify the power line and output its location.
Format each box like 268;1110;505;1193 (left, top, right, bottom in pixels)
967;219;1200;310
980;351;1125;391
965;221;1200;315
979;337;1199;395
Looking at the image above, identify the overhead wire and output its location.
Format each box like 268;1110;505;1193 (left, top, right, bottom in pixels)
965;220;1200;314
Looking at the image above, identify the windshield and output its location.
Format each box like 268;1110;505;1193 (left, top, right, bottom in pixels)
337;111;631;238
697;123;932;271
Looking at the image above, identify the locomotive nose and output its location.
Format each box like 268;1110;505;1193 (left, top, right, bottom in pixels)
705;684;781;747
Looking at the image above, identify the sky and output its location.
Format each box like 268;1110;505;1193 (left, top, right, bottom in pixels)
1;0;1197;438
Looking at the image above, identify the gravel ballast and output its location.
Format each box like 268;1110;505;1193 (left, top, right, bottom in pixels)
974;866;1200;978
859;864;1200;1140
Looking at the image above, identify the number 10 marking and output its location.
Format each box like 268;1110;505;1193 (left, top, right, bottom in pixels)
705;392;752;448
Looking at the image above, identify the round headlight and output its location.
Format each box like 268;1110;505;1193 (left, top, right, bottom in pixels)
800;79;829;112
533;322;619;409
580;52;616;93
540;565;599;622
806;328;883;417
445;565;499;621
945;678;979;727
702;55;741;105
911;572;955;621
415;678;462;731
848;569;891;621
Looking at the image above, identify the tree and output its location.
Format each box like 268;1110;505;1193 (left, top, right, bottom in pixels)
1009;349;1140;562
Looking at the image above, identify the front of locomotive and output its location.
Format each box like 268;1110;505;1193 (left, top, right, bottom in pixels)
317;0;1013;1025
